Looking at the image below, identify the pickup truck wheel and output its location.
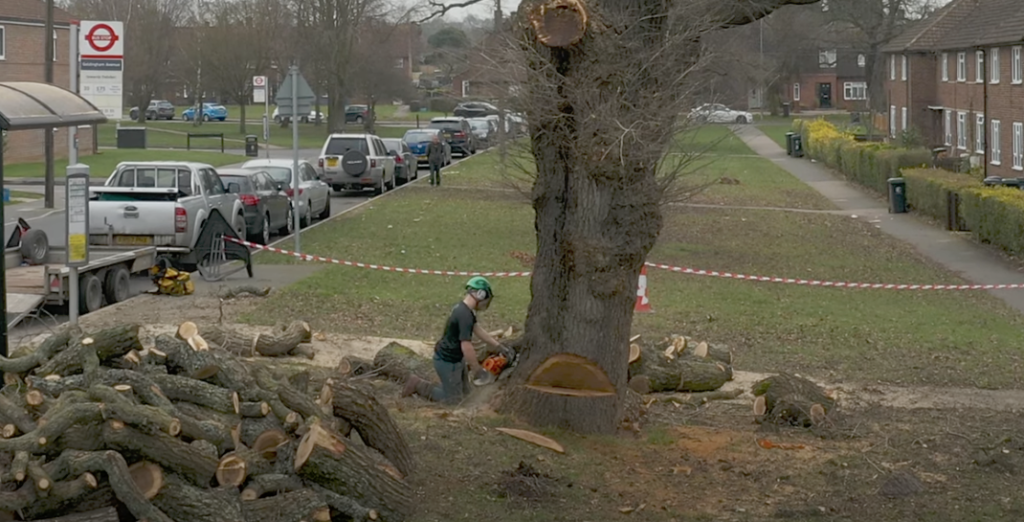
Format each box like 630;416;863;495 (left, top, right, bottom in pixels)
103;266;131;304
79;273;103;314
20;229;49;265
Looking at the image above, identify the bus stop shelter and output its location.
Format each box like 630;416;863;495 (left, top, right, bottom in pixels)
0;81;108;355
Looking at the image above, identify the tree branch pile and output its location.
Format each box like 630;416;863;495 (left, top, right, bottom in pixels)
626;335;734;394
0;323;413;521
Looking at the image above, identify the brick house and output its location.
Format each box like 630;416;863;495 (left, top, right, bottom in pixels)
451;28;522;100
784;47;870;112
0;0;95;163
882;0;1024;178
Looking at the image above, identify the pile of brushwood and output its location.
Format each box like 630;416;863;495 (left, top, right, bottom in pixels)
0;323;413;522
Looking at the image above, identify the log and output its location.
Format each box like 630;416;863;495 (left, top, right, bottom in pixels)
337;356;375;378
215;447;273;487
288;371;311;394
290;344;315;360
239;401;270;418
176;321;210;352
241;488;329;522
218;285;271;299
28;457;53;492
101;422;218;487
0;403;102;453
0;393;37;434
0;324;77;374
88;385;181;437
239;417;284;448
151;473;244;522
12;450;28;482
295;424;412;522
43;450;174;522
752;373;835;427
201;321;311;358
149;373;239;414
331;380;415;477
307;483;380;521
29;507;118;522
252;369;348;434
34;325;142;377
0;472;100;519
190;439;220;460
371;342;436;383
630;347;732;392
251;429;289;461
157;335;220;380
127;461;163;500
239;473;304;500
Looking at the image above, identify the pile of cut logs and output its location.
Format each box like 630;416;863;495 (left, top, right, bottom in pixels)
0;323;413;522
626;335;734;394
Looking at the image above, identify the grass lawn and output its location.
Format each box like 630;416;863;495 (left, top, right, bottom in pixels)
5;191;41;205
4;149;243;178
98;122;416;151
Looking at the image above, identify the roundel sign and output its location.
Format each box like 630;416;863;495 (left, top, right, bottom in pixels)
79;21;124;57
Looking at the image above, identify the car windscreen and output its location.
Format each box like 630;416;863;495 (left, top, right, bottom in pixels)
219;175;254;192
428;121;461;131
382;139;402;153
469;121;489;130
403;131;435;142
260;167;293;184
325;137;369;156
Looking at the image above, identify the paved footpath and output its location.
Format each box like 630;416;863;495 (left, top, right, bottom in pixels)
732;124;1024;315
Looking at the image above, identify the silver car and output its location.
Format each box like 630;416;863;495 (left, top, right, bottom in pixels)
241;159;332;226
317;133;395;196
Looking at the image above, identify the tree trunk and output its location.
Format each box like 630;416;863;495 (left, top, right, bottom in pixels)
101;422;219;487
371;342;436;383
627;347;732;392
330;381;414;477
241;488;329;522
35;325;142;377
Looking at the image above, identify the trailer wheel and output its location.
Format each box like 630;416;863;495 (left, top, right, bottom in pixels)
20;229;49;265
104;266;131;304
79;273;103;315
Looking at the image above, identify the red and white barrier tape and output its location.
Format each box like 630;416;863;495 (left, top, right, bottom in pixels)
228;236;1024;290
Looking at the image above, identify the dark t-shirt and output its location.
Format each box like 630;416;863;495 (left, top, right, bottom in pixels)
434;301;476;363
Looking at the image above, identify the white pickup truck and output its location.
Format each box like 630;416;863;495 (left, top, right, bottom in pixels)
88;162;246;267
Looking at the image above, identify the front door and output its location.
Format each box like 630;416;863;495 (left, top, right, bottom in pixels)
817;83;833;109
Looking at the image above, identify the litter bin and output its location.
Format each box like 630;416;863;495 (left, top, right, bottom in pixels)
116;127;146;149
785;132;795;156
888;177;907;214
791;134;804;158
245;135;259;157
782;102;791;118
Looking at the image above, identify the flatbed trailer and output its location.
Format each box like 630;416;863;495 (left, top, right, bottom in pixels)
4;224;156;329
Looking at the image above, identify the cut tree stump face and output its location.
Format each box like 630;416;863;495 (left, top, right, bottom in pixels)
525;353;615;397
529;0;588;48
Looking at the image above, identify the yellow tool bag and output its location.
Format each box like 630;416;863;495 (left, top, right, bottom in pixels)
149;259;195;296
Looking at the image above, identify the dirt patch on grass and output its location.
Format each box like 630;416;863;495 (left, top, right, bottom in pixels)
495;461;564;500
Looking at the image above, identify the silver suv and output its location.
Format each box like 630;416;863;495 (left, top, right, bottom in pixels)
317;134;395;196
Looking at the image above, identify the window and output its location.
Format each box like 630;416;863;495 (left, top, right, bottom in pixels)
942;52;949;81
991;48;1000;83
901;55;908;81
944;110;952;146
902;107;908;131
890;54;896;80
1014;46;1022;84
957;52;967;81
975;113;985;153
992;120;1002;165
976;50;985;82
857;54;866;67
461;80;470;97
890;106;897;137
1014;122;1023;170
52;31;57;61
793;83;801;101
0;26;5;60
957;111;967;150
819;49;837;68
843;82;867;100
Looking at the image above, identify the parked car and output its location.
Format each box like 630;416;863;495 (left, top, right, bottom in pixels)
129;100;175;121
403;129;451;167
217;168;293;244
382;138;418;186
317;134;395;196
181;103;228;122
241;158;331;226
88;162;246;268
454;101;499;119
272;107;325;124
345;105;369;124
689;103;753;124
467;118;496;148
428;117;476;157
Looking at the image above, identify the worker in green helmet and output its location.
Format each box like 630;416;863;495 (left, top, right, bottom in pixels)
402;276;505;404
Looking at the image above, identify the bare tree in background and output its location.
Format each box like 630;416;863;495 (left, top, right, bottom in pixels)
350;25;419;133
67;0;190;123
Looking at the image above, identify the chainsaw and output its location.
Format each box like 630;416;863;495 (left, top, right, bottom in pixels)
473;345;519;386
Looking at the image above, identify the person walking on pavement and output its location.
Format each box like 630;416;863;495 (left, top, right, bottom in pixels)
428;134;445;186
403;277;506;404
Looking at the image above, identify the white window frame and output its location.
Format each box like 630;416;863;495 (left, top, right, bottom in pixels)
52;30;58;61
0;26;6;61
975;113;985;153
793;83;801;101
1014;46;1023;84
976;50;985;83
1014;122;1024;170
957;52;967;82
902;107;908;131
942;52;949;81
991;48;1000;83
890;106;897;138
901;54;908;81
890;54;896;80
957;111;968;150
461;80;469;97
944;110;952;146
857;54;866;67
843;82;867;101
819;49;837;68
992;119;1002;165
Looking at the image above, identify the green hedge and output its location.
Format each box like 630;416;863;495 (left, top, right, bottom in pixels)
903;168;980;226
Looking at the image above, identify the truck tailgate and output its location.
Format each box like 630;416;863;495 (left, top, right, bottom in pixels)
89;196;179;242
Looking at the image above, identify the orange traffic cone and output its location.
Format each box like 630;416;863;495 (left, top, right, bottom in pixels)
635;265;653;313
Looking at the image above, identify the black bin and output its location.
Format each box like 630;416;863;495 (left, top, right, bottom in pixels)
116;127;146;149
245;135;259;157
888;177;907;214
785;132;795;156
792;134;804;158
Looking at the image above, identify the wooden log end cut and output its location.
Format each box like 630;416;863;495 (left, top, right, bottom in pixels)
2;423;17;439
628;343;641;364
128;461;163;500
753;395;767;417
529;0;588;48
25;390;45;407
693;341;709;359
177;321;199;342
216;453;248;487
525;353;615;395
252;429;289;460
294;424;346;473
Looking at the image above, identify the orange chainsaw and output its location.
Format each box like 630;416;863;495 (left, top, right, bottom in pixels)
474;346;518;385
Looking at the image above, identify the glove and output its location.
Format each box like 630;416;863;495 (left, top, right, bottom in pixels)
498;344;515;360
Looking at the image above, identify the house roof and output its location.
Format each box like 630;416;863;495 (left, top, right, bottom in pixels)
0;0;72;25
884;0;1024;53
